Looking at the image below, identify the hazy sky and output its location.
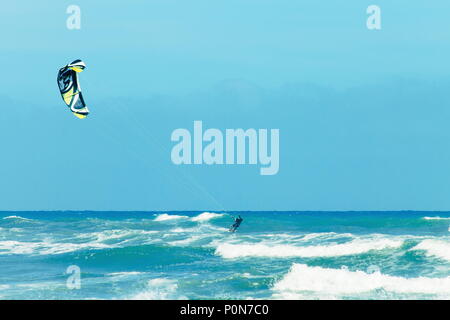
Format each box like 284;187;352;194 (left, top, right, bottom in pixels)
1;1;450;211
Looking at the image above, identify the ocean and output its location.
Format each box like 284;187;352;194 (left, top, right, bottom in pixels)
0;211;449;300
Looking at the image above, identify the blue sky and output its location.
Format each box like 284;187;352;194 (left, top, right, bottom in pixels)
1;1;450;211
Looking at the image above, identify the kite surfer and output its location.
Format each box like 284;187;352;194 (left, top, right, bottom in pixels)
229;215;243;232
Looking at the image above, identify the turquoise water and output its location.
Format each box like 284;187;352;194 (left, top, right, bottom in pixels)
0;211;449;300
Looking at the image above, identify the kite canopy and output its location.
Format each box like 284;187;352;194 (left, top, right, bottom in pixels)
57;59;89;118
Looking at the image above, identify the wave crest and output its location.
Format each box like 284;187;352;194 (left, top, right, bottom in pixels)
191;212;224;222
272;264;450;299
2;216;33;222
422;216;450;220
129;278;186;300
215;238;403;259
154;214;188;222
411;239;450;262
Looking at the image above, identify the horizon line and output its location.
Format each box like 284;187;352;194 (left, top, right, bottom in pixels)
1;210;450;213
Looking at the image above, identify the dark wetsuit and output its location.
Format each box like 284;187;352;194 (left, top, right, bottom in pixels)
230;216;243;232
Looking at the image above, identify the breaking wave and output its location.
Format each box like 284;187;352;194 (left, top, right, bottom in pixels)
154;213;188;221
0;239;111;255
0;229;161;256
215;238;403;259
129;278;186;300
411;239;450;262
191;212;224;222
2;216;34;222
272;264;450;299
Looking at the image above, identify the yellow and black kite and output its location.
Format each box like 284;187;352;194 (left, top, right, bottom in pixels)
57;59;89;119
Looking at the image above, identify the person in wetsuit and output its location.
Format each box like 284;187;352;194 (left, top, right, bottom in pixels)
229;215;243;232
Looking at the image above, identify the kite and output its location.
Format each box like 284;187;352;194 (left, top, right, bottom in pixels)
57;59;89;118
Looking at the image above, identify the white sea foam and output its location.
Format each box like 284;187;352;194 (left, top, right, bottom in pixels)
272;264;450;298
168;235;205;246
0;239;111;255
0;241;41;255
301;232;354;241
170;227;196;233
215;238;403;259
39;242;111;255
76;229;158;243
154;213;188;221
130;278;186;300
206;225;229;232
15;281;62;290
423;216;450;220
411;239;450;262
0;229;163;255
191;212;223;222
107;271;145;277
248;232;356;247
0;227;23;234
2;216;33;221
260;233;300;238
